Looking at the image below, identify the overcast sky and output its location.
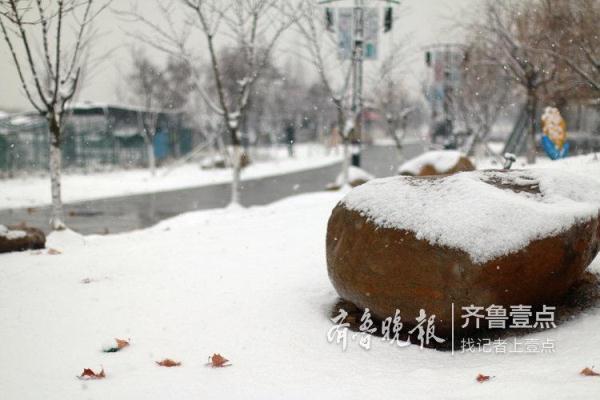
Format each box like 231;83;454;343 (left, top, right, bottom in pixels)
0;0;475;112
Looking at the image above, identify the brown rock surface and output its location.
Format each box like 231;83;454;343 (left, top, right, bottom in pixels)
326;172;600;337
326;178;369;191
0;225;46;254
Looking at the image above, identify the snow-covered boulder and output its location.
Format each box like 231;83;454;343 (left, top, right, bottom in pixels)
399;150;474;176
200;154;227;169
200;153;251;170
327;166;375;190
0;224;45;253
326;169;600;336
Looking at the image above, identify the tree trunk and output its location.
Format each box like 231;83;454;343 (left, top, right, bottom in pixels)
526;91;537;164
465;133;477;157
145;137;156;176
466;127;484;157
230;143;242;205
341;138;350;187
48;115;65;230
337;109;350;187
388;119;403;153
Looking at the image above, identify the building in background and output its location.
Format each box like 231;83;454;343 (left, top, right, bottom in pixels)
0;103;194;175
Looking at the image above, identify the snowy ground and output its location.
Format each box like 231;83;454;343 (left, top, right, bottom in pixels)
1;192;600;398
0;144;341;210
1;155;600;399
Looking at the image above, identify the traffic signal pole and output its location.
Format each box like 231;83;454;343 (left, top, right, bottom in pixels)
351;0;365;167
319;0;400;167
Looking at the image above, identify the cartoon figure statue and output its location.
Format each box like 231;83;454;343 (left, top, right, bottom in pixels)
541;107;569;160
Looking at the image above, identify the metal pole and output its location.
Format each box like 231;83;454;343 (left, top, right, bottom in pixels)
351;0;364;167
318;0;399;165
441;44;454;147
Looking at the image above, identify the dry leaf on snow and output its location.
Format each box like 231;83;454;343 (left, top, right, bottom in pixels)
476;373;491;383
156;358;181;367
47;248;62;255
103;338;130;353
207;353;231;368
580;367;600;377
78;367;105;380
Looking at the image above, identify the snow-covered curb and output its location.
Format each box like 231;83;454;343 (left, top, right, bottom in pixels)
0;145;342;210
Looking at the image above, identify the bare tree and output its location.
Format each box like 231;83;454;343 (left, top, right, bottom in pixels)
373;79;414;153
122;49;194;174
369;39;414;156
294;0;353;185
203;44;281;150
538;0;600;97
449;43;512;157
126;49;162;175
122;0;294;204
0;0;109;229
470;0;559;163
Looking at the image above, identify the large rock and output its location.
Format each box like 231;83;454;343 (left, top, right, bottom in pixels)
399;150;475;176
326;169;600;336
0;224;46;253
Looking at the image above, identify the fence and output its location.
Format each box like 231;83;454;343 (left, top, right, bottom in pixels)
0;105;195;176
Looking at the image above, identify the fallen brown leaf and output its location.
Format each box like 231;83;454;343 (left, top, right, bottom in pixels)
580;367;600;377
79;367;105;380
207;353;231;368
115;338;129;349
476;373;491;383
47;248;62;255
156;358;181;367
102;338;130;353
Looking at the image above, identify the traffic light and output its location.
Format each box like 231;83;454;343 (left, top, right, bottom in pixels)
384;7;393;32
325;8;334;32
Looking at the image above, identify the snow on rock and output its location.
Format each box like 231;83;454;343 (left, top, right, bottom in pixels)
539;153;600;182
335;166;375;187
342;168;600;263
200;154;227;169
398;150;464;175
0;224;27;240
